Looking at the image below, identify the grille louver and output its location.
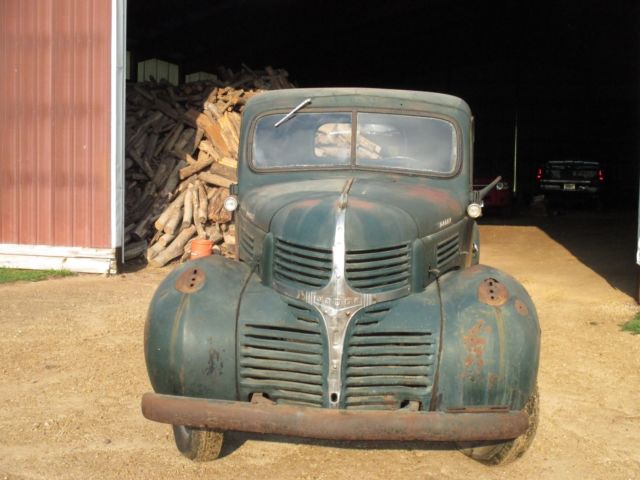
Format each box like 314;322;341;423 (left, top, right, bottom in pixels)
436;234;459;269
346;243;411;292
239;232;255;262
273;239;332;289
239;299;325;407
344;304;435;410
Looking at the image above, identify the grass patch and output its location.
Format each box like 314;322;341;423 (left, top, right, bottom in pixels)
621;313;640;335
0;268;74;284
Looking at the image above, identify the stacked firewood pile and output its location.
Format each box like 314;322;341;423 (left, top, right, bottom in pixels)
124;66;294;267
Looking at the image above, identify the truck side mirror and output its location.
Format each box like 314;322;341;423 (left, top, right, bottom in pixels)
472;176;502;203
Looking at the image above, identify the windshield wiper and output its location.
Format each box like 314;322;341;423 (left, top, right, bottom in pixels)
274;98;312;127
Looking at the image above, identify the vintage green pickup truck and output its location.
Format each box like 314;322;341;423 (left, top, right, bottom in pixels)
142;88;540;465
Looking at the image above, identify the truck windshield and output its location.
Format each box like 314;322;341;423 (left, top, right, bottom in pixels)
252;111;457;174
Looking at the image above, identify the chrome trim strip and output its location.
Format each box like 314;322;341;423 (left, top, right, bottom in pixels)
272;178;410;407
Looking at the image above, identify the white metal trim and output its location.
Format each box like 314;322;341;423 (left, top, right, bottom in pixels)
0;244;117;274
110;0;126;253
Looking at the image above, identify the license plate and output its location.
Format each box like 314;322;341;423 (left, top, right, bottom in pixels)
563;183;576;190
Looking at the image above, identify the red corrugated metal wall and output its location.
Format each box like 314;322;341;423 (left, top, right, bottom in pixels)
0;0;111;248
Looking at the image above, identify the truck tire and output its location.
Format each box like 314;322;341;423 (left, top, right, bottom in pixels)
172;425;224;462
459;386;539;465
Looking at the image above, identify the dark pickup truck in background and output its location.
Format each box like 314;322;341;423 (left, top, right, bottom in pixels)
536;160;605;210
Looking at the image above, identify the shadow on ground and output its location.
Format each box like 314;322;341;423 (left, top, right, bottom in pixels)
480;204;638;300
219;431;467;459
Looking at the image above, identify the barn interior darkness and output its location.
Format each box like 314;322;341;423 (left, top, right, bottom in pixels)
127;0;639;205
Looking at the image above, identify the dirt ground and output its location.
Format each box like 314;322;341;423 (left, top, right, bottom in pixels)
1;210;639;480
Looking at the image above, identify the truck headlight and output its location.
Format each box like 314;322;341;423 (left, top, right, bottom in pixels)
223;196;239;212
467;203;483;219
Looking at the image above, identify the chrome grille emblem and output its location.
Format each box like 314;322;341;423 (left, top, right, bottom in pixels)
273;179;410;407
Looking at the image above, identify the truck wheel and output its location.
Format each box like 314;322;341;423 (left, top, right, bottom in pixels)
459;387;539;465
172;425;224;462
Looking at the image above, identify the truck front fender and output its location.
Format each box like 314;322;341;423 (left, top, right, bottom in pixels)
434;265;540;411
144;256;250;400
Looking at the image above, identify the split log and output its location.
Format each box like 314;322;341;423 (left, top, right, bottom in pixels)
197;182;208;224
163;124;185;153
146;232;175;260
197;140;221;161
144;132;159;161
179;152;216;179
124;239;148;261
184;109;232;157
151;156;176;190
191;183;207;238
133;210;155;239
128;149;155;179
154;98;181;121
210;162;237;181
159;160;188;198
173;128;196;156
155;123;184;156
207;187;232;224
181;187;193;229
164;206;183;235
149;226;196;268
180;240;193;263
205;224;224;244
199;172;234;188
218;157;238;170
183;153;197;165
154;190;186;231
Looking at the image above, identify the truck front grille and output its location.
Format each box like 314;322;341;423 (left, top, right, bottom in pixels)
436;234;459;269
239;232;255;262
273;238;332;289
239;299;325;407
346;243;411;293
344;303;435;410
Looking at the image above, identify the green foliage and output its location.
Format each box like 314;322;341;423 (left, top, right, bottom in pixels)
0;268;74;284
621;313;640;335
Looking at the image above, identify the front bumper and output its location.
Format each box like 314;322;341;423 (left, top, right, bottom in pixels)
141;392;529;442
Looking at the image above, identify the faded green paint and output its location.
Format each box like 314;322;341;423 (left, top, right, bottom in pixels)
145;256;249;400
436;265;540;410
144;89;540;437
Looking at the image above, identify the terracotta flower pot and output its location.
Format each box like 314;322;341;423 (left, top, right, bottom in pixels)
190;239;213;260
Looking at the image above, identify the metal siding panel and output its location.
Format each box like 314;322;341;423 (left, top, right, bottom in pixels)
36;0;55;245
74;0;91;247
51;0;71;246
92;0;111;247
19;0;37;245
0;0;111;249
0;1;19;243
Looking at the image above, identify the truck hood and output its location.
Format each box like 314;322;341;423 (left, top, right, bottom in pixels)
240;178;464;249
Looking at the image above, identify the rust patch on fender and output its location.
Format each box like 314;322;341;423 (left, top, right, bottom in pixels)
515;299;529;317
175;267;206;293
204;349;221;376
478;278;508;306
462;319;492;376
